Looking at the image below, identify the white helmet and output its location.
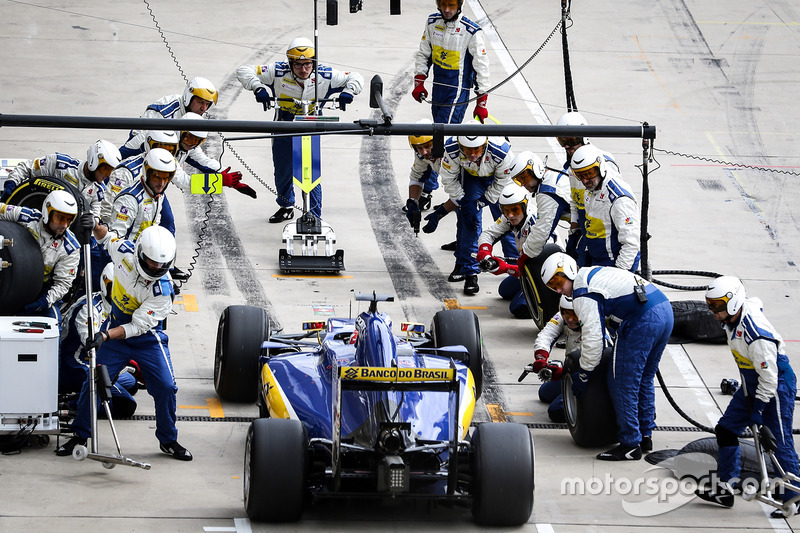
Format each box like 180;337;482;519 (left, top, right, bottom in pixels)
508;151;546;190
286;37;315;61
498;183;529;219
145;130;179;155
556;111;589;146
705;276;746;316
570;144;607;180
135;226;176;281
144;148;177;179
182;76;218;108
559;294;574;311
86;140;121;172
540;252;577;288
178;112;209;149
42;189;78;225
100;262;115;305
458;120;488;149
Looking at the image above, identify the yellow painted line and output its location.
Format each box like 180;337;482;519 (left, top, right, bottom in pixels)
174;294;199;312
207;397;225;418
177;398;225;418
443;298;487;310
705;132;725;157
486;403;507;423
696;20;798;26
504;411;534;417
631;35;682;114
272;274;354;279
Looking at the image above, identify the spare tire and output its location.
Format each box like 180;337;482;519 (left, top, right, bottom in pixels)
4;175;88;233
0;220;44;315
670;300;726;344
562;348;618;447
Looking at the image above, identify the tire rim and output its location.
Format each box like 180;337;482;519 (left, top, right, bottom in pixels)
243;428;252;507
563;373;579;428
520;268;543;328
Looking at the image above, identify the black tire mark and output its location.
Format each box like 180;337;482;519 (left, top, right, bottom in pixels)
358;65;504;412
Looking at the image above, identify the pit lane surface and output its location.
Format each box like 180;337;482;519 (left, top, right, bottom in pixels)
1;0;799;531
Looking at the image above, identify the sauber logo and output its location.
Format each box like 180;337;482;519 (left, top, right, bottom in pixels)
341;367;455;382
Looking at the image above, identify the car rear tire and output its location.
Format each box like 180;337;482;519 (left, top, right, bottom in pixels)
431;309;483;399
214;305;269;402
0;220;45;315
471;422;535;526
670;300;726;344
520;243;563;330
244;418;308;522
561;348;618;447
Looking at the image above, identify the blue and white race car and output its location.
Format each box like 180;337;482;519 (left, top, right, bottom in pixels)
214;292;534;525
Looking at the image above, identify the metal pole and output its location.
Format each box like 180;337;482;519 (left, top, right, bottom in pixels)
639;122;652;281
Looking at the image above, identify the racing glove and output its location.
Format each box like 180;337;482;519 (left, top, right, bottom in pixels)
749;398;767;427
476;243;493;262
473;93;489;123
532;349;550;373
422;204;448;234
15;206;42;224
545;361;563;381
338;92;354;111
1;180;16;202
516;252;530;273
21;294;49;315
221;167;257;199
86;331;108;352
254;87;273;111
405;198;421;232
75;212;96;245
412;74;428;102
571;368;592;399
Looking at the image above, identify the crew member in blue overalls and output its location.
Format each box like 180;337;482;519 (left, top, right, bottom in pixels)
541;252;673;461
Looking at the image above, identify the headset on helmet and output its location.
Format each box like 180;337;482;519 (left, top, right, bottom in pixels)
42;189;78;225
286;37;315;62
86;140;121;172
570;144;607;180
135;226;176;282
540;252;577;289
556;111;589;147
705;275;746;316
498;183;529;219
178;112;209;149
408;118;434;147
145;130;179;155
508;151;546;189
182;77;218;108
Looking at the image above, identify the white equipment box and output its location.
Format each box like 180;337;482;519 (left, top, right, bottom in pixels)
0;317;60;427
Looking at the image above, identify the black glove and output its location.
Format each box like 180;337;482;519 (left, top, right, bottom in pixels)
338;92;354;111
21;294;49;314
86;331;108;352
254;87;273;111
571;367;593;399
405;198;421;233
1;180;16;202
422;204;448;234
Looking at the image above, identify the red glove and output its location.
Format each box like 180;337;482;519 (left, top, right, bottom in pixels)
532;349;549;372
221;167;257;199
545;361;563;381
473;93;489;123
476;243;493;262
490;258;519;277
412;74;428;102
517;252;530;273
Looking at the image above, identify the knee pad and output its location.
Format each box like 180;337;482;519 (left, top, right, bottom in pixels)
715;423;739;448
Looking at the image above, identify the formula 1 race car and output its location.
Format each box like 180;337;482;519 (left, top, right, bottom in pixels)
214;292;534;526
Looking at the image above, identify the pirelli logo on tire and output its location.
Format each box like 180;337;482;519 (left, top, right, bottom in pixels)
340;366;455;382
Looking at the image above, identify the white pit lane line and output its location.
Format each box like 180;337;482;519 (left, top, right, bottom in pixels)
665;345;721;427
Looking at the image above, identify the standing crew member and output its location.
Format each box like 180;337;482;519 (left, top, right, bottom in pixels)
541;252;673;460
696;276;799;517
56;226;191;461
237;38;364;222
412;0;491;124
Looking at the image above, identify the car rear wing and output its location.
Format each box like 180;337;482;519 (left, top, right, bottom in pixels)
331;360;461;493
